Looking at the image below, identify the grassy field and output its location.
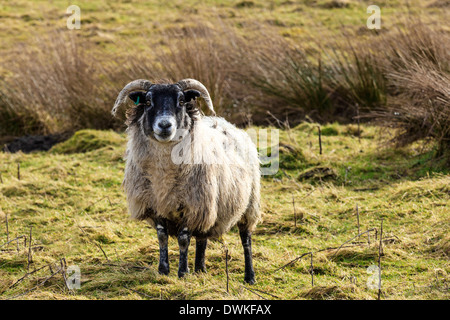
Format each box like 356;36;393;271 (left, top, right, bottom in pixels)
0;124;448;300
0;0;444;56
1;0;449;157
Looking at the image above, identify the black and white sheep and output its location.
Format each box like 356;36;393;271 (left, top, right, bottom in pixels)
112;79;261;284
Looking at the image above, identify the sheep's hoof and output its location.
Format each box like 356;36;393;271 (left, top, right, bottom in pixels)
158;264;170;275
244;274;255;285
195;266;207;274
178;268;190;278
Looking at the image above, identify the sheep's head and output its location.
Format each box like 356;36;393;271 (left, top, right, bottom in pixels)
112;79;215;143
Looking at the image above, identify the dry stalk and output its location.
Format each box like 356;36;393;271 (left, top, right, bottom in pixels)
77;224;110;262
124;285;155;299
292;193;297;227
274;252;312;272
27;226;33;272
5;213;9;243
240;285;280;299
356;204;360;235
318;126;322;155
310;253;314;287
9;263;54;289
60;258;69;290
240;285;267;300
331;228;378;259
377;219;384;300
81;196;116;213
0;235;27;250
8;258;66;299
224;243;229;294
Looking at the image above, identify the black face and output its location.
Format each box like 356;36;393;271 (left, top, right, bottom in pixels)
128;84;200;143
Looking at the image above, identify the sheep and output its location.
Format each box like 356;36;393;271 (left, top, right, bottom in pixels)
112;78;261;284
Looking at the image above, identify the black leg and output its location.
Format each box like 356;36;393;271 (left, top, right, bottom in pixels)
239;229;255;285
195;238;208;273
177;227;191;278
156;219;170;275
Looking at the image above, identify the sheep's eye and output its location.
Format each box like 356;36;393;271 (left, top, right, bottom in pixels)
178;100;185;108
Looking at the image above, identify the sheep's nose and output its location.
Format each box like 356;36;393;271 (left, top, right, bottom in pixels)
158;120;172;130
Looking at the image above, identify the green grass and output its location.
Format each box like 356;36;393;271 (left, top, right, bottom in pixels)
0;123;448;300
0;0;447;68
1;0;448;157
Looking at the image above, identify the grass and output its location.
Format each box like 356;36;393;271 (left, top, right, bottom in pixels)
0;123;448;300
0;0;448;162
365;21;450;158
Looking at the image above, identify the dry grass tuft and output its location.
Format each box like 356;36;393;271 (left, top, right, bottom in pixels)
301;284;358;300
366;21;450;158
0;31;123;136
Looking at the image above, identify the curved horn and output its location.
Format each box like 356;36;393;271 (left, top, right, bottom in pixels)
111;79;153;117
176;79;215;116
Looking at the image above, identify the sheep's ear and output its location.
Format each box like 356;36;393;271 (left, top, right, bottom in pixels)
128;91;147;105
184;90;201;102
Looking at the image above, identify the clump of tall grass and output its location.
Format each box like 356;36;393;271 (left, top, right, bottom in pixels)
367;21;450;159
0;24;251;136
0;31;123;136
237;19;449;161
235;28;387;123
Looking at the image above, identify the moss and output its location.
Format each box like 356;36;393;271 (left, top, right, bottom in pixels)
278;143;307;170
51;130;125;154
319;123;340;136
260;142;307;172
